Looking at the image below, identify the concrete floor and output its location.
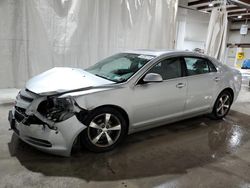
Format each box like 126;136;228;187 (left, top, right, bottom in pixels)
1;87;250;187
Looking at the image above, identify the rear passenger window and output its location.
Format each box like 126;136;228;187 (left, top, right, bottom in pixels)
184;57;210;76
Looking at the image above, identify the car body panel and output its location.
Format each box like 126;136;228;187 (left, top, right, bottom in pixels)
11;108;86;157
132;77;187;127
184;72;219;114
9;50;242;156
26;67;114;95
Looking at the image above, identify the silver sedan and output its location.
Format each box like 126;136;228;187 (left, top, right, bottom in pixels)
8;50;242;156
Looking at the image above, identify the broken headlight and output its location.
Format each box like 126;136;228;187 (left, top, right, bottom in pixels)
37;97;75;122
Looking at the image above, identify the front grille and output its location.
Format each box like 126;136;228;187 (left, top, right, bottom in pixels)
15;89;46;126
14;106;44;125
14;107;27;123
18;88;37;103
20;94;33;102
15;106;26;114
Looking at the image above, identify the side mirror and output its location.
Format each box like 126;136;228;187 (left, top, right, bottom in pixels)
143;73;163;83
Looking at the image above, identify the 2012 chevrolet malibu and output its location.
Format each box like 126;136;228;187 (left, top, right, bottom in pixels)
8;50;242;156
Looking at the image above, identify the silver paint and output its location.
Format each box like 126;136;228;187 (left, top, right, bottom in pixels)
11;50;242;156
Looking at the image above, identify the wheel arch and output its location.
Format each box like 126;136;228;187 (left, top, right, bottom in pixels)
220;87;234;101
213;87;234;108
76;104;130;135
74;104;130;152
210;87;234;120
92;104;130;130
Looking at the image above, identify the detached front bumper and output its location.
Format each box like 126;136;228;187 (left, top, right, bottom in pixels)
8;108;87;157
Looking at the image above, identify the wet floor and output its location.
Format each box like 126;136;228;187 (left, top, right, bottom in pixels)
1;89;250;187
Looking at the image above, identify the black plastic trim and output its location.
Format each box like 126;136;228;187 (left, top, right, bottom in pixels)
25;136;52;147
20;94;33;102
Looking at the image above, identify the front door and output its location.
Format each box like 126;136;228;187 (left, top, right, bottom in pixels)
131;57;187;128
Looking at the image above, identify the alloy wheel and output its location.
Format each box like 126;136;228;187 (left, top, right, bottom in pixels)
87;113;122;147
216;94;231;116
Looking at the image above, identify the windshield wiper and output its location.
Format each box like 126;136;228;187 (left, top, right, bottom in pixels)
94;74;117;82
95;74;107;79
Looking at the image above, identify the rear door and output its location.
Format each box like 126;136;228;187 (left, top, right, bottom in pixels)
183;56;219;115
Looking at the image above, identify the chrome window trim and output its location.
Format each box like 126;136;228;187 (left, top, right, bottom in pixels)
133;55;184;86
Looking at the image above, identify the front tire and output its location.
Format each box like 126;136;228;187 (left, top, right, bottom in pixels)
211;90;233;119
81;107;127;152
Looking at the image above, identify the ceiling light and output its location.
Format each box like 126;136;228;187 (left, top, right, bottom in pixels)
209;2;214;7
238;15;242;19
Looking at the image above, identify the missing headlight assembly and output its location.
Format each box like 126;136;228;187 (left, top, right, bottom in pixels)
24;96;83;130
37;97;76;123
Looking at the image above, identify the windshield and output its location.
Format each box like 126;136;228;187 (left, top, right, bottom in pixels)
85;53;155;83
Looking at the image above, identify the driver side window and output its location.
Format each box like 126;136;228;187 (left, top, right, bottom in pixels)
148;57;182;80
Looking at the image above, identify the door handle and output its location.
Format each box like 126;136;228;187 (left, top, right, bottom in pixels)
214;77;220;82
176;83;185;88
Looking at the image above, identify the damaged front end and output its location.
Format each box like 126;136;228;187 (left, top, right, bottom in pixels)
9;88;88;156
14;89;82;130
35;97;82;129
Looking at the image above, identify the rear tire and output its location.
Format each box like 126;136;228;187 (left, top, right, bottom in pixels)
80;107;127;152
210;90;233;120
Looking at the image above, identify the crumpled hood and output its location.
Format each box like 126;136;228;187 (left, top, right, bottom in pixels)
26;67;114;95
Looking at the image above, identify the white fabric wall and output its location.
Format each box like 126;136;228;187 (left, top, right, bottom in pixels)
205;8;228;62
176;7;209;51
0;0;178;88
0;0;15;88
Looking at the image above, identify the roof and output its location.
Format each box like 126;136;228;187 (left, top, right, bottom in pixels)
123;49;174;56
123;49;203;57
